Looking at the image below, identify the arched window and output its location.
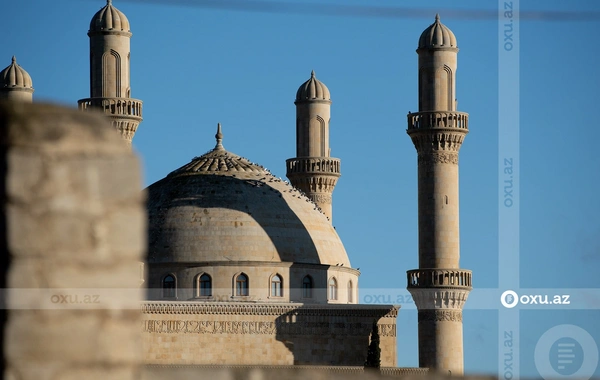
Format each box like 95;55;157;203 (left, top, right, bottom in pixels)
197;273;212;297
236;273;249;296
302;275;313;298
328;277;337;301
271;274;282;297
348;280;353;303
162;274;176;298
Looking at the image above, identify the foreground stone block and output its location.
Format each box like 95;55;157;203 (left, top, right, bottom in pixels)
0;101;145;380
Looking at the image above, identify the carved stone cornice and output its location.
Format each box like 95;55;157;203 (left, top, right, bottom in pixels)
143;320;397;337
409;131;466;153
287;175;339;194
418;309;462;322
407;288;470;310
141;302;399;318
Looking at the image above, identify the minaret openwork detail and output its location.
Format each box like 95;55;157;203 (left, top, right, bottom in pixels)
78;0;143;143
406;15;472;375
286;71;340;222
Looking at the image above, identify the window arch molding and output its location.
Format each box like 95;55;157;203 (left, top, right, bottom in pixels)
194;272;212;298
233;272;249;297
328;276;338;301
269;273;283;298
347;280;353;303
301;275;313;299
162;273;177;299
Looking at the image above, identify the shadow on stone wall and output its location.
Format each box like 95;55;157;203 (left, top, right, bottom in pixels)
274;305;394;366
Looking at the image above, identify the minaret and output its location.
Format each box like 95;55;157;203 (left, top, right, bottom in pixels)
0;56;34;102
286;71;340;222
406;15;472;375
78;0;143;144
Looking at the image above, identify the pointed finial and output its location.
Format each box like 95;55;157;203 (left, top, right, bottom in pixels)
215;123;224;150
435;13;440;22
107;0;112;5
311;70;315;78
11;56;16;64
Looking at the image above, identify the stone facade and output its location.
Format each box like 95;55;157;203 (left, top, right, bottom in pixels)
142;302;398;367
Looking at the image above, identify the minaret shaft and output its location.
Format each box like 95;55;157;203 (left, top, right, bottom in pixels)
287;72;340;222
89;34;131;99
407;15;471;376
417;159;460;268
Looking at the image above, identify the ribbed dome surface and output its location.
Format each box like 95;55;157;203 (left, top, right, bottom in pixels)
1;57;33;89
89;0;130;33
418;14;457;49
147;129;351;267
295;71;330;102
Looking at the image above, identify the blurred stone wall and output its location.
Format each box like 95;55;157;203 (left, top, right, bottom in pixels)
0;102;145;379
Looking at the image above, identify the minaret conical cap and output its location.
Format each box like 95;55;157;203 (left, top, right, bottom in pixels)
0;56;33;89
89;0;131;33
295;70;330;102
418;14;457;49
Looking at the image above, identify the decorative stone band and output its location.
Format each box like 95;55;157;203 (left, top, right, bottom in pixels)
407;268;472;289
408;288;470;310
407;111;469;131
409;131;466;153
141;302;399;318
145;365;429;375
417;309;463;323
143;320;397;337
309;193;332;205
417;152;459;166
286;157;341;176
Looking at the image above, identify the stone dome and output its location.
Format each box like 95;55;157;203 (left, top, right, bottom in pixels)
1;56;33;89
295;71;330;102
146;125;351;268
418;14;457;49
89;0;130;33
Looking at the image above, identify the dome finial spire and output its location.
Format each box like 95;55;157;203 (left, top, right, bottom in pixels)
107;0;112;5
215;123;224;150
311;70;315;78
435;13;440;22
11;56;16;64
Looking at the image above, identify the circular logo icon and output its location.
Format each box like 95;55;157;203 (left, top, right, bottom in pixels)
501;290;519;308
535;324;598;379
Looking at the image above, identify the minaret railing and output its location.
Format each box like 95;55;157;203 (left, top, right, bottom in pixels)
407;269;472;289
407;111;469;131
78;97;143;119
286;157;341;175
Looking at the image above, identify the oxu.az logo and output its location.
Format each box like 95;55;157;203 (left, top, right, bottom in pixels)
500;290;570;308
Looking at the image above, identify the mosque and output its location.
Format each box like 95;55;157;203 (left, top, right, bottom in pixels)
0;0;472;374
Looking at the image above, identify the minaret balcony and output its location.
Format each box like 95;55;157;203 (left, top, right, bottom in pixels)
407;111;469;132
407;269;472;289
78;97;143;120
286;157;341;176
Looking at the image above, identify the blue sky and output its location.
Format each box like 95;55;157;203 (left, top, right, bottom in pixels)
2;0;599;377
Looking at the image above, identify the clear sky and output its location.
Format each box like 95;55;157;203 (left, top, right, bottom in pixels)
2;0;599;377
